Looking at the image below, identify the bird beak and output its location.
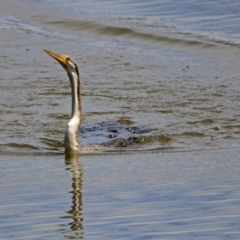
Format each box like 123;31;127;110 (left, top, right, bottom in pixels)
43;49;68;69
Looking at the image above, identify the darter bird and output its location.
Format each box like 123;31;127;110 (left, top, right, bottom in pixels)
44;49;153;152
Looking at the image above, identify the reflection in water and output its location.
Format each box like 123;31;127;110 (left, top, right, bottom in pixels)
64;152;84;238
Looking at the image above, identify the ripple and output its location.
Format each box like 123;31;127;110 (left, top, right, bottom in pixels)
0;142;39;150
181;131;206;137
43;18;217;50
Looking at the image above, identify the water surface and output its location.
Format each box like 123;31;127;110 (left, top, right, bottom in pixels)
1;0;240;239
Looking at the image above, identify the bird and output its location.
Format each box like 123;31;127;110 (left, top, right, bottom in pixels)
44;49;153;152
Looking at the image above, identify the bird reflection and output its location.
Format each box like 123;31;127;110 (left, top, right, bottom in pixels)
64;152;83;237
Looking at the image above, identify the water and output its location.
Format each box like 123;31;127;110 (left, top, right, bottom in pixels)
1;0;240;239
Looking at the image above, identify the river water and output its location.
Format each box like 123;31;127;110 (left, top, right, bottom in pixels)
1;0;240;239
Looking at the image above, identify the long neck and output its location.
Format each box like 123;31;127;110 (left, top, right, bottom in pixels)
64;69;82;151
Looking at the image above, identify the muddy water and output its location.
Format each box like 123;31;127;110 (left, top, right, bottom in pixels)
1;0;240;239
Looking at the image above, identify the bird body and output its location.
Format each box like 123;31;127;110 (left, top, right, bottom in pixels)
44;49;153;152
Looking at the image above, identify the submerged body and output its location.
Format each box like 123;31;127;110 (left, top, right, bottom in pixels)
44;49;153;152
79;121;153;148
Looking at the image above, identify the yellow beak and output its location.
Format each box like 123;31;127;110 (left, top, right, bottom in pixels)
43;49;67;69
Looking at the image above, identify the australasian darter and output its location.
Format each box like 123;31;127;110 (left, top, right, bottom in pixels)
44;49;153;152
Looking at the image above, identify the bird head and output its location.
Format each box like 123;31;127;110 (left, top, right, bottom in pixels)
43;49;78;73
